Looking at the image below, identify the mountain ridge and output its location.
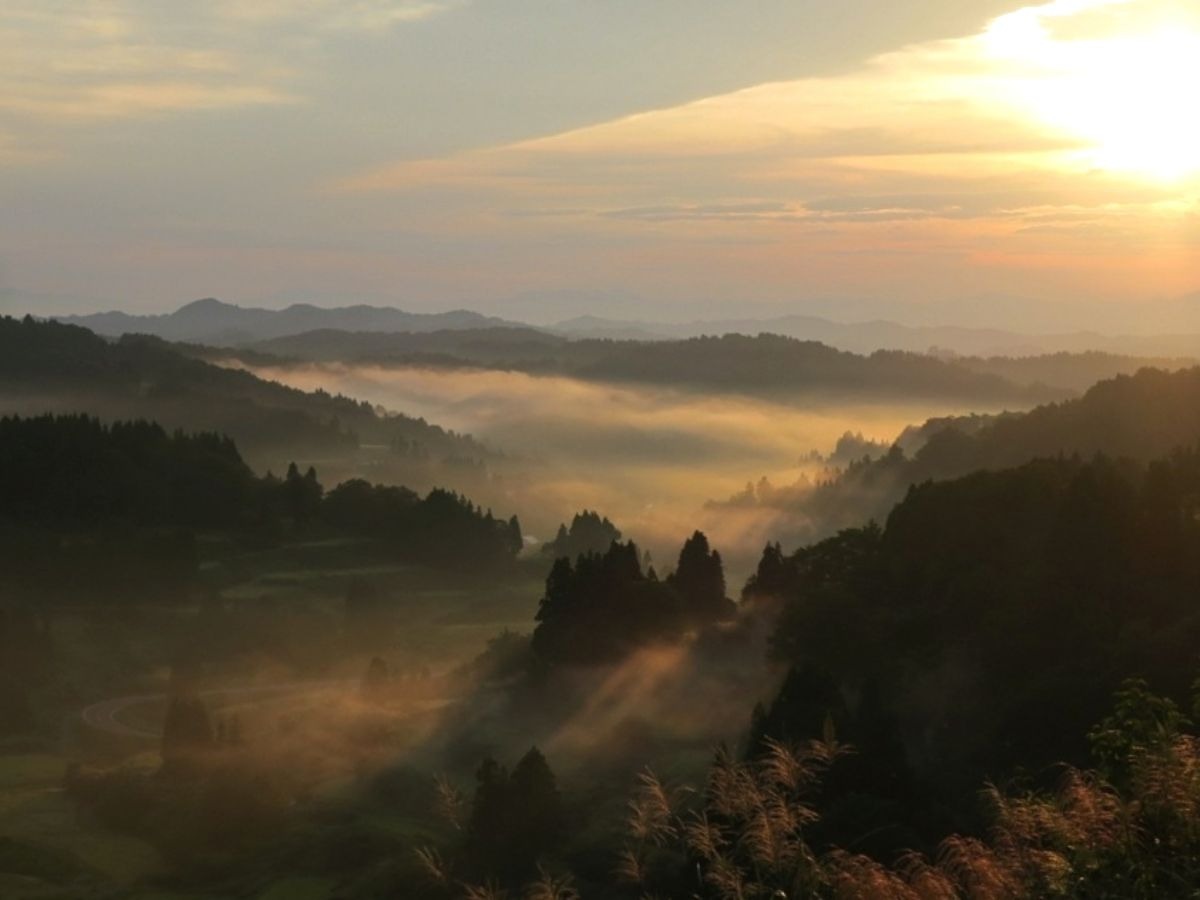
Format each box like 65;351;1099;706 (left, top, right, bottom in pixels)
550;313;1200;358
58;298;526;345
53;298;1200;359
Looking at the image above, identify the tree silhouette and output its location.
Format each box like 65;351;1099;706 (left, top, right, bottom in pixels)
668;530;735;626
463;748;565;885
542;509;621;558
161;690;214;777
361;656;390;702
510;745;564;870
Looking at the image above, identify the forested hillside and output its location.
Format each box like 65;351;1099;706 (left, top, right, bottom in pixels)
728;365;1200;538
225;329;1063;404
747;450;1200;820
0;316;491;468
0;414;523;601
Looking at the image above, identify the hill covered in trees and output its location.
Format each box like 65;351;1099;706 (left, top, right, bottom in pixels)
230;325;1198;401
223;329;1065;404
954;349;1195;393
0;315;491;472
722;365;1200;540
0;414;523;601
742;447;1200;847
574;334;1057;402
407;442;1200;897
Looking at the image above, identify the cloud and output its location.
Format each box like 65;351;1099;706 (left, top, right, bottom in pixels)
333;0;1200;216
602;202;800;224
3;0;1196;322
0;130;58;165
320;0;1199;310
0;4;287;125
0;1;457;130
213;0;461;31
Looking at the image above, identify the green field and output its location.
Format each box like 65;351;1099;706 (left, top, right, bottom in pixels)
1;536;548;898
0;754;163;895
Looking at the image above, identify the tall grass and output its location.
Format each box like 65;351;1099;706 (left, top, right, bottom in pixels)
614;734;1200;899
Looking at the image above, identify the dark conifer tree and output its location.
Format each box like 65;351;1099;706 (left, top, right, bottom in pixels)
743;541;793;604
161;691;215;777
670;530;735;625
748;662;848;756
361;656;390;701
510;746;564;871
464;756;513;879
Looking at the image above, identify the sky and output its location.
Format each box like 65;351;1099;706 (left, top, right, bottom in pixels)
1;0;1198;330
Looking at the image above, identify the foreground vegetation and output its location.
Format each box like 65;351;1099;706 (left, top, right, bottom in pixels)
6;328;1200;897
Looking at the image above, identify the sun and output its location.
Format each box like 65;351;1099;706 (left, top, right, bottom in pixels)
986;2;1200;181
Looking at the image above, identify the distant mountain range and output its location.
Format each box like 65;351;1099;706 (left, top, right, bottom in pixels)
551;314;1200;358
57;298;524;345
54;297;1200;359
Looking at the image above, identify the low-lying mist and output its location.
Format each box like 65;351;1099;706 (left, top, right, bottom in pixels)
241;362;1008;577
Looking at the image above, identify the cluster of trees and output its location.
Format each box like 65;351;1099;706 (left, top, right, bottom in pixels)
0;414;256;528
0;415;523;600
541;509;622;559
533;532;734;664
461;748;565;884
322;478;522;568
408;747;569;895
742;446;1200;845
160;689;217;777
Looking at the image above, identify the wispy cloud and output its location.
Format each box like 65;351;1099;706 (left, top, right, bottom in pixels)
335;0;1199;207
0;4;283;125
324;0;1199;305
214;0;461;30
0;1;458;129
3;0;1196;320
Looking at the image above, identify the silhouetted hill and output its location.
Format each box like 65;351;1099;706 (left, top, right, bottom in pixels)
955;350;1195;393
226;329;1060;405
57;298;525;344
572;334;1056;402
245;326;572;369
55;298;1200;360
752;447;1200;806
0;315;492;469
725;366;1200;540
553;313;1200;358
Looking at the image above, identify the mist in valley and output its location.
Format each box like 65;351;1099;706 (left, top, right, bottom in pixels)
241;360;1004;578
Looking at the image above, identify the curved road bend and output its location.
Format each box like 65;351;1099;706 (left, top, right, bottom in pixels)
80;680;352;740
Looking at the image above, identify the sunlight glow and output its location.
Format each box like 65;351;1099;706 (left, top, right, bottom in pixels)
986;1;1200;180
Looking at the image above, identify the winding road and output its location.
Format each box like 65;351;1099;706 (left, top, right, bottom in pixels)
80;680;353;740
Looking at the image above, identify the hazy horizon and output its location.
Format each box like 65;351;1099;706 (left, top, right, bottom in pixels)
3;0;1198;332
20;290;1200;339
